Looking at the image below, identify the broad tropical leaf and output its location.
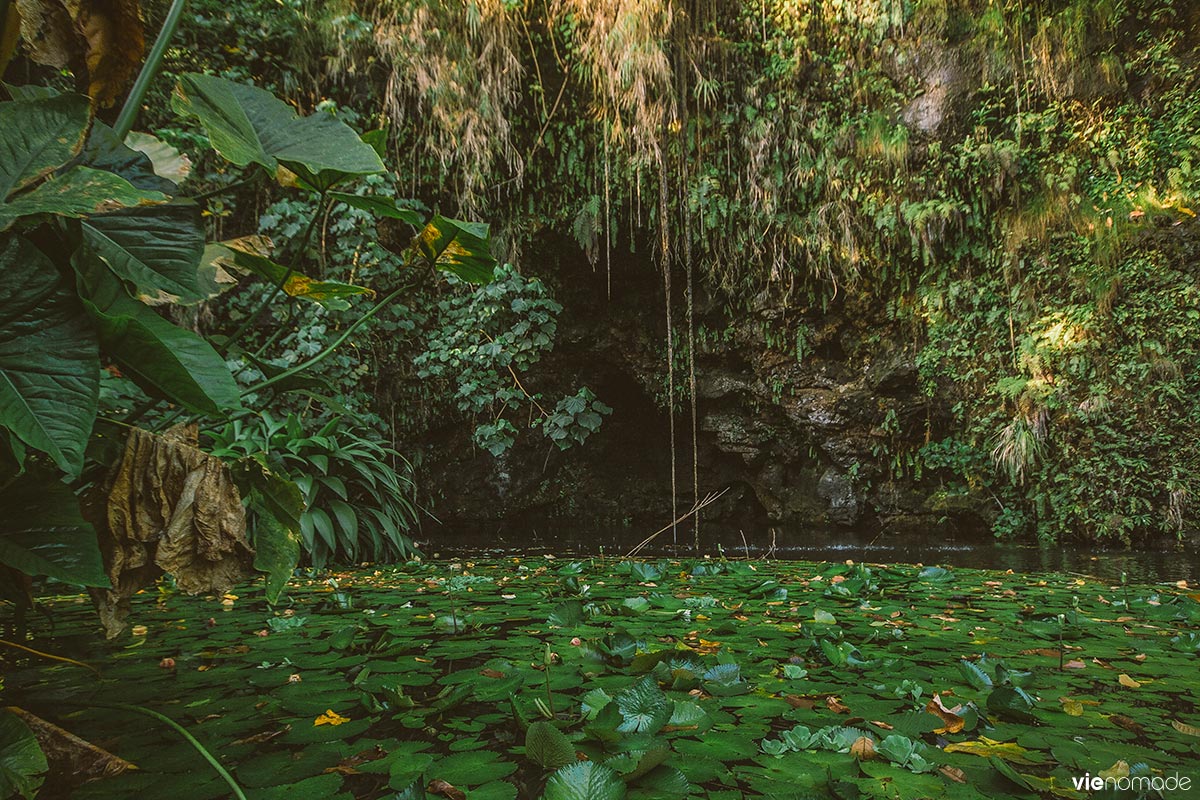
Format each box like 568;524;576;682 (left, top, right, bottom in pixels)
74;252;241;415
125;131;192;185
0;236;99;477
0;476;108;586
79;123;177;193
0;93;89;199
0;2;20;78
415;215;497;284
249;494;300;605
543;762;626;800
212;237;373;309
81;203;206;304
0;165;166;231
173;73;384;190
328;191;423;225
0;709;46;800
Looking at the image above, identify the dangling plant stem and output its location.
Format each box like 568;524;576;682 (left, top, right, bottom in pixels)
113;0;189;139
658;163;677;545
69;701;247;800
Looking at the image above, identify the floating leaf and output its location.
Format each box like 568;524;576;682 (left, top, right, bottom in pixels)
314;709;350;726
543;762;626;800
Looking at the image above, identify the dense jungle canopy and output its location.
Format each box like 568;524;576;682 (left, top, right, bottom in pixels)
1;0;1199;797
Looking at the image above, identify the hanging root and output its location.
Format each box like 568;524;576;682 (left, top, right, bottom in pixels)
625;487;728;558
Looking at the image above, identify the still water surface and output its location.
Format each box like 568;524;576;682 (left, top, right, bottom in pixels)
423;524;1200;585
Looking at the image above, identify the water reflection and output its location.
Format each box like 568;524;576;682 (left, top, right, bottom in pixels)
423;523;1199;585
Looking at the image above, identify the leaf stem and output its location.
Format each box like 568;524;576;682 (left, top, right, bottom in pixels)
68;701;247;800
239;282;409;397
219;192;326;356
113;0;189;140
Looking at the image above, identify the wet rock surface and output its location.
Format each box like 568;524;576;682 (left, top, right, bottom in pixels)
414;245;992;541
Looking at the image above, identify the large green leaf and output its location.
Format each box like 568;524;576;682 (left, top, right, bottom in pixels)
74;252;241;415
124;131;192;186
0;93;90;200
525;721;576;770
0;166;167;232
543;762;626;800
78;123;177;194
0;710;46;800
328;192;423;225
0;236;99;477
173;74;384;190
249;494;301;605
210;239;373;310
615;676;672;734
0;476;108;586
81;203;207;304
415;215;497;284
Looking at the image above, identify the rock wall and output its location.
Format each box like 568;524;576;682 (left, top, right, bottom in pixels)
418;241;992;539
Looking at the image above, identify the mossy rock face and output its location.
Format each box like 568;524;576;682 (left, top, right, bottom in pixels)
6;557;1199;799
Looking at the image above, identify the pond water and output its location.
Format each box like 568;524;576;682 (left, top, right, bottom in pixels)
422;524;1200;585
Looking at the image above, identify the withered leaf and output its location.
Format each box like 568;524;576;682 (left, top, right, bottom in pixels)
427;779;467;800
7;706;136;794
92;425;254;637
15;0;145;105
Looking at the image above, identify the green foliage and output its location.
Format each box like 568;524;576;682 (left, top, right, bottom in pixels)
0;710;46;800
208;413;419;567
8;558;1199;800
415;265;610;455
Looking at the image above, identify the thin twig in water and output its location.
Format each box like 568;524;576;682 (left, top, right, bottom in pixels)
625;488;728;558
739;529;750;560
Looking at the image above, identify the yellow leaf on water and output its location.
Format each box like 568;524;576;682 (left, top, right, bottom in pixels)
314;709;350;727
1059;698;1083;717
1099;761;1130;781
943;737;1042;765
1117;673;1141;689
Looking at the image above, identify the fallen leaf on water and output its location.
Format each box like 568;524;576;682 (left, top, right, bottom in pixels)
1060;698;1083;717
1170;719;1200;737
1117;673;1141;689
427;779;466;799
1108;714;1145;735
232;728;289;745
826;696;851;714
1020;648;1062;658
850;736;876;760
939;766;968;784
314;709;350;726
943;737;1042;764
479;668;505;678
925;694;965;733
1064;660;1086;669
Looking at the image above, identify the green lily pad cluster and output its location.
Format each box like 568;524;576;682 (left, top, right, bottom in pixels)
2;557;1198;799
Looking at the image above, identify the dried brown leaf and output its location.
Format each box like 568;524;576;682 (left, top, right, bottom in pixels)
6;706;136;794
91;425;254;637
